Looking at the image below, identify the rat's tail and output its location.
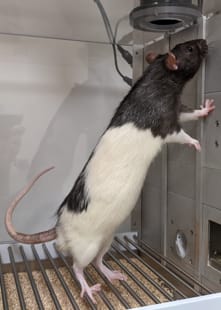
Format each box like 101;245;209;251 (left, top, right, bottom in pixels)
5;166;57;244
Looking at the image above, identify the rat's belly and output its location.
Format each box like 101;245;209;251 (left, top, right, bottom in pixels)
84;123;163;231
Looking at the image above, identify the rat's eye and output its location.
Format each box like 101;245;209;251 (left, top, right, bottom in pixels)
187;46;193;53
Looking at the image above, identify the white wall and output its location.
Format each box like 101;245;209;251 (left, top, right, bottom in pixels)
0;34;131;241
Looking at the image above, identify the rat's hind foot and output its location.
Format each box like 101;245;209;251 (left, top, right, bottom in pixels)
73;264;101;304
80;283;101;303
96;260;127;282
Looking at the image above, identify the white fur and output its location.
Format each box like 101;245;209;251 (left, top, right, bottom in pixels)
56;123;162;268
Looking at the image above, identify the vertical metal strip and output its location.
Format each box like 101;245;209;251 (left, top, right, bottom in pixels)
8;247;26;310
19;246;44;310
31;245;62;310
195;15;207;280
161;35;170;257
42;244;80;310
0;255;9;310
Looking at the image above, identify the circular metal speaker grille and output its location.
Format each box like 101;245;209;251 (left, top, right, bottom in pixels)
129;2;201;32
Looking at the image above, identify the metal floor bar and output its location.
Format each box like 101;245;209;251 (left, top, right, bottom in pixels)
104;259;146;307
106;251;161;304
31;245;62;310
124;237;203;297
111;242;173;301
19;246;44;310
136;238;212;294
42;243;80;310
52;243;97;310
114;237;187;299
8;246;27;310
0;256;9;310
0;237;213;310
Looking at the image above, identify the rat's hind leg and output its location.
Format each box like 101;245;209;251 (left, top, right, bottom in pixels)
71;241;102;303
95;237;126;282
73;263;101;303
165;128;201;151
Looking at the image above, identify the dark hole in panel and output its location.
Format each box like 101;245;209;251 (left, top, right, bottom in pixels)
150;19;181;26
209;220;221;271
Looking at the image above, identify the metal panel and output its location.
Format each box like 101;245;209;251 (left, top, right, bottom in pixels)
167;192;196;275
202;167;221;210
205;14;221;93
166;26;199;274
202;0;221;15
204;92;221;169
202;204;221;290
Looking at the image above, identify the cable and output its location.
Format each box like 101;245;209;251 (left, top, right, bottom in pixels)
93;0;132;86
114;16;133;67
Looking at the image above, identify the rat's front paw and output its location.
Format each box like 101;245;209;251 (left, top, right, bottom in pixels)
199;99;215;117
188;139;201;152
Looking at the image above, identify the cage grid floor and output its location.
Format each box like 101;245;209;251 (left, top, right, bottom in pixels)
0;237;212;310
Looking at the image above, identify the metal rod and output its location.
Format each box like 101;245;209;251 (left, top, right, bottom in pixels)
0;255;9;310
42;244;80;310
104;258;146;306
114;237;186;298
0;31;131;46
31;245;62;310
91;263;130;308
111;242;173;301
19;246;44;310
137;238;212;294
106;251;160;304
52;243;97;310
8;247;27;310
84;268;115;309
123;237;200;297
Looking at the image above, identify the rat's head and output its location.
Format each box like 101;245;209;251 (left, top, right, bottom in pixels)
146;39;208;81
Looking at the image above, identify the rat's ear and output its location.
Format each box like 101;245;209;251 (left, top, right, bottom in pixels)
145;52;158;64
165;52;178;71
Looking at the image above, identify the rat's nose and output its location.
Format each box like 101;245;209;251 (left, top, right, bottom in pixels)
197;39;208;56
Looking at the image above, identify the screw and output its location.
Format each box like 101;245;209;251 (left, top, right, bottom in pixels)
215;140;219;147
216;120;220;127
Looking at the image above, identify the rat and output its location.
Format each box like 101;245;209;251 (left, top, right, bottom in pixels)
5;39;215;303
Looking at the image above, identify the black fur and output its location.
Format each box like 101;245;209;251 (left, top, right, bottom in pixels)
57;170;90;214
58;39;207;214
109;39;207;138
